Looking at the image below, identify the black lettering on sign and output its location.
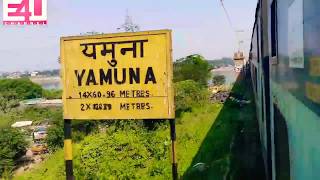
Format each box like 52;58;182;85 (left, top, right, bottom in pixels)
145;67;156;84
129;103;151;110
129;68;140;84
81;103;85;111
74;67;157;86
80;40;148;61
86;69;98;85
146;103;151;109
80;103;91;111
93;103;102;110
103;104;112;110
114;68;126;84
75;70;86;86
120;90;129;98
100;69;112;85
120;103;129;110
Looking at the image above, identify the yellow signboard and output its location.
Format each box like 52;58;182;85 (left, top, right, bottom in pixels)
60;30;174;119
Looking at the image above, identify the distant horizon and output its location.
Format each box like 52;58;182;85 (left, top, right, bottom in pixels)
0;56;236;73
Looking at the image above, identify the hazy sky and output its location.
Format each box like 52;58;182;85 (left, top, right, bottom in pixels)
0;0;257;72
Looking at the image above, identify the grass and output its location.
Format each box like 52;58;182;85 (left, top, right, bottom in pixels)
183;76;265;179
0;111;17;128
14;147;76;180
14;103;222;180
14;76;264;180
176;104;223;175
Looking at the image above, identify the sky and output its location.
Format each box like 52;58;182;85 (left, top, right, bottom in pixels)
0;0;257;72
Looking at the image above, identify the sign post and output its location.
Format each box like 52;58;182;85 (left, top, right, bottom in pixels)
170;119;178;180
60;30;176;179
64;119;74;180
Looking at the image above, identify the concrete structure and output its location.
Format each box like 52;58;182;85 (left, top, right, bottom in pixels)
11;121;33;128
20;98;62;107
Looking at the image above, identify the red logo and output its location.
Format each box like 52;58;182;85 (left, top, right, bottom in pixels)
3;0;47;25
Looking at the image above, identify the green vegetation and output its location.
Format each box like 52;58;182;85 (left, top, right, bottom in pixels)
0;78;42;100
212;75;226;86
74;125;171;179
0;78;61;128
0;111;18;129
46;120;64;152
183;77;264;179
174;80;209;115
21;107;62;124
43;89;62;99
0;107;63;178
174;54;211;86
1;55;263;179
15;104;222;180
0;128;28;178
0;91;20;113
0;107;62;129
14;54;219;179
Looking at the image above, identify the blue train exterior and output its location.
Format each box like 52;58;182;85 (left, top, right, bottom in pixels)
249;0;320;179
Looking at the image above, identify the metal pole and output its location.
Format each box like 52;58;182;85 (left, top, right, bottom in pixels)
169;119;178;180
64;119;74;180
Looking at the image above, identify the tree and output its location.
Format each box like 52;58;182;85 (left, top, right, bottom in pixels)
0;78;43;100
0;91;19;113
0;128;27;176
174;80;209;114
212;75;226;86
173;54;211;86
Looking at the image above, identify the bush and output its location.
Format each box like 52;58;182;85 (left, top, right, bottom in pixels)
43;89;62;99
22;107;63;124
0;78;43;100
47;119;100;151
212;75;226;86
0;128;27;177
46;124;64;152
46;109;64;151
174;54;211;86
74;126;171;179
174;80;209;114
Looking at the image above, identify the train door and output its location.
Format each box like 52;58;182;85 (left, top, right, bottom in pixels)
261;0;273;178
273;104;290;180
270;0;290;179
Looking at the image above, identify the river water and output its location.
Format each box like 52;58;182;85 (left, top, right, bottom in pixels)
30;77;62;90
210;67;238;86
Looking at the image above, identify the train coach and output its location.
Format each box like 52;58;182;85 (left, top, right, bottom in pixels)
249;0;320;179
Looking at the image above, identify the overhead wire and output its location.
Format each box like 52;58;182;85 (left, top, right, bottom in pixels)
219;0;236;34
218;0;245;52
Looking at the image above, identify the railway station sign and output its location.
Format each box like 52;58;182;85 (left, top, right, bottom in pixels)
60;30;174;120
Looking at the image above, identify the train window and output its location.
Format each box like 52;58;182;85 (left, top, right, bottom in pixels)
271;0;278;57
